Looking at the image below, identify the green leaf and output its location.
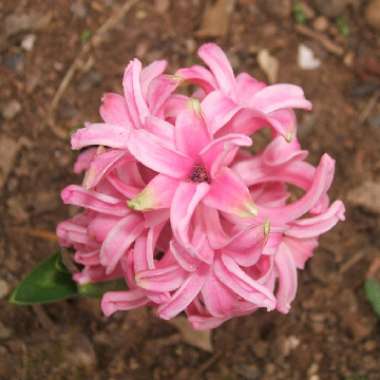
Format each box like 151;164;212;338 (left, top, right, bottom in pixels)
80;29;92;44
292;3;306;24
78;279;127;298
336;16;349;37
364;278;380;318
9;253;78;305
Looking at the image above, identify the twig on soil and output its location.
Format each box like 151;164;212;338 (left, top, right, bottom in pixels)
295;24;344;57
32;305;58;332
190;352;222;380
339;251;366;274
47;0;140;137
12;227;58;242
358;91;380;124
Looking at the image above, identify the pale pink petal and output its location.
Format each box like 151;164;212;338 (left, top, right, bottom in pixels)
100;214;145;274
71;123;130;150
128;129;193;178
101;289;148;316
198;43;236;96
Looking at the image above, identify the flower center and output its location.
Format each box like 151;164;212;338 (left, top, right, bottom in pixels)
190;165;209;183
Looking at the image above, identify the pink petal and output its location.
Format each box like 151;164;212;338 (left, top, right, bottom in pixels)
71;123;130;150
123;59;149;127
61;185;128;216
74;148;97;174
141;59;167;96
200;133;251;177
83;149;130;189
106;172;141;199
147;75;179;115
198;43;236;96
249;84;312;113
201;272;236;317
214;255;276;310
170;182;210;249
175;108;210;157
235;73;266;104
158;263;209;319
101;289;148;316
275;243;298;314
128;129;193;178
100;93;132;126
128;174;179;211
286;200;345;238
136;264;187;292
203;167;258;217
169;239;199;272
284;237;318;269
259;154;336;223
144;116;175;147
262;136;308;167
87;214;120;243
201;91;241;134
100;214;145;274
176;65;217;93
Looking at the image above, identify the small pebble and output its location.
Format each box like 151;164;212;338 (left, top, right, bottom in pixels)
313;16;329;32
21;34;36;51
0;279;10;298
1;100;21;120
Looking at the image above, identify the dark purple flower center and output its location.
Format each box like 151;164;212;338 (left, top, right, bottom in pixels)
190;165;209;183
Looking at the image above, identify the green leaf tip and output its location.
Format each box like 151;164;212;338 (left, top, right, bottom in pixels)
364;278;380;318
9;252;78;305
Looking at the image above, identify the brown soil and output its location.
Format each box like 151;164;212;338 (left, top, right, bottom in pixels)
1;1;380;379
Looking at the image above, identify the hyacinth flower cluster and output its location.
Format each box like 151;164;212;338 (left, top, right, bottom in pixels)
57;43;345;330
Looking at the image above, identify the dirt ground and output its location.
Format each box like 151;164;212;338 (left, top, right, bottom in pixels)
1;0;380;379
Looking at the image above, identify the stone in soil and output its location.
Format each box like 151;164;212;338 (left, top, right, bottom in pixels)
0;136;21;189
365;0;380;31
312;0;352;17
1;100;21;120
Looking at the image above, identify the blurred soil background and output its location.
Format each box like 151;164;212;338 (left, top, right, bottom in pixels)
1;0;380;379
